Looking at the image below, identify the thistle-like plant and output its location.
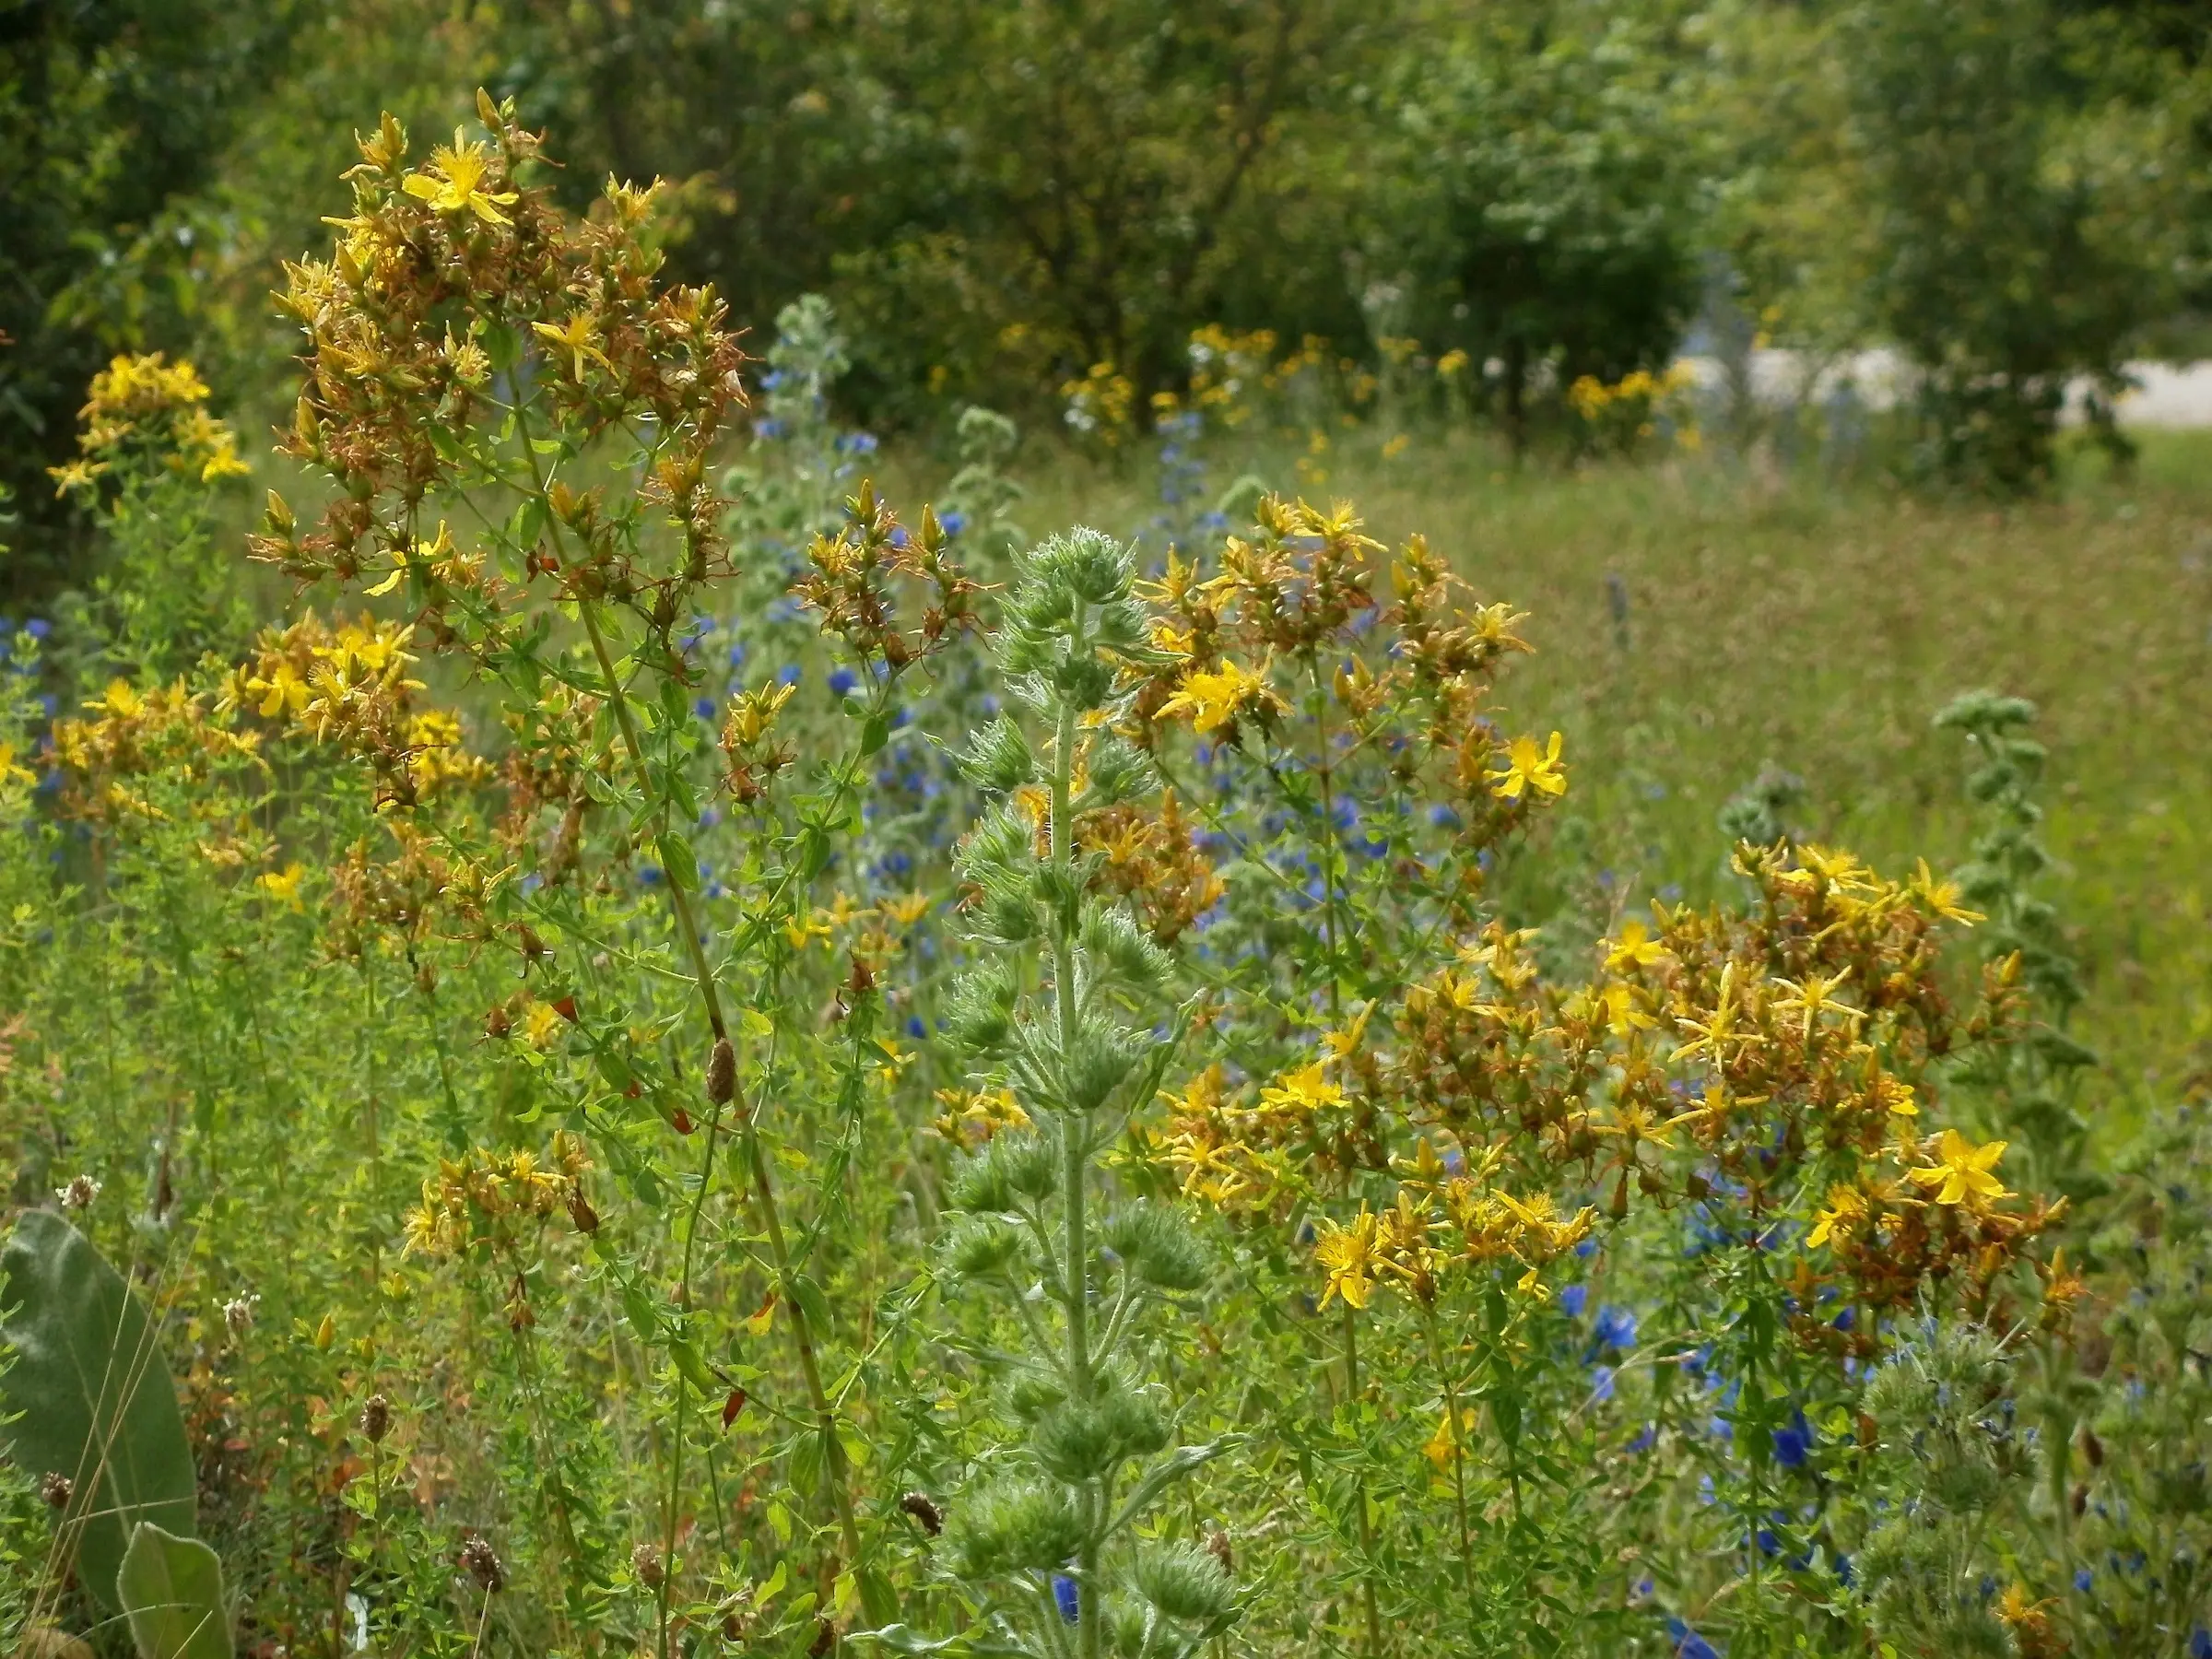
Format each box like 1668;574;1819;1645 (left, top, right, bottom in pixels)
890;529;1235;1657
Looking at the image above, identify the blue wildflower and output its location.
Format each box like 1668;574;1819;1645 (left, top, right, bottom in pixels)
940;510;968;537
1666;1617;1719;1659
778;665;802;687
1771;1408;1813;1469
693;697;717;720
1593;1305;1638;1351
1559;1284;1588;1318
25;618;50;640
1591;1365;1617;1404
906;1016;926;1040
2075;1568;2093;1593
1052;1574;1079;1625
829;667;858;698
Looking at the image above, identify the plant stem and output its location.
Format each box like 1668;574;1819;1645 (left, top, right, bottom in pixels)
1423;1311;1481;1641
1340;1301;1386;1658
574;596;866;1578
1047;614;1101;1659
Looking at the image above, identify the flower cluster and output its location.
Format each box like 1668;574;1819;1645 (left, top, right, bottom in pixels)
47;352;250;496
222;612;488;809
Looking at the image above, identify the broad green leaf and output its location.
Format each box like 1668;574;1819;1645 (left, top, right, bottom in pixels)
116;1523;231;1659
0;1213;196;1613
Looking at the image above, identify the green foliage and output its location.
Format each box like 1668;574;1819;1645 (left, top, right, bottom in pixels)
0;0;295;597
117;1523;233;1659
1399;0;1702;450
1841;0;2150;488
0;1212;198;1614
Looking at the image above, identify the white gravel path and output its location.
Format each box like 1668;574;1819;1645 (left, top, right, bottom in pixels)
1679;350;2212;428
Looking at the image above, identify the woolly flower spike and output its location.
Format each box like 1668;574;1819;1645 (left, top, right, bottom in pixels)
1156;657;1286;736
401;132;519;225
1907;1129;2013;1210
1486;731;1567;801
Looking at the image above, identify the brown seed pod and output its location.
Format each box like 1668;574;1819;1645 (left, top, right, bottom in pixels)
40;1472;72;1510
707;1037;735;1105
900;1490;945;1536
1206;1526;1233;1574
460;1534;506;1593
2081;1427;2105;1467
359;1394;391;1444
631;1543;665;1590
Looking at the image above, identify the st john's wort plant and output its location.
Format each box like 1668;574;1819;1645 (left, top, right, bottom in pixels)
45;352;256;684
891;528;1238;1657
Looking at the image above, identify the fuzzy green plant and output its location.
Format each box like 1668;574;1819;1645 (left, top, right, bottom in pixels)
881;528;1235;1657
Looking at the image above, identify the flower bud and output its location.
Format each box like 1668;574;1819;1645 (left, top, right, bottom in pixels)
460;1535;506;1593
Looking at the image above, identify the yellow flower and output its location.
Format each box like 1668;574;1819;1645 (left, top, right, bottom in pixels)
256;863;307;908
523;1000;566;1049
1424;1406;1477;1469
1907;1129;2012;1209
532;312;611;382
1313;1209;1379;1311
1485;731;1567;802
1604;920;1667;973
0;743;32;787
1157;658;1285;735
1806;1183;1868;1249
1598;981;1655;1036
401;133;519;225
1260;1061;1343;1114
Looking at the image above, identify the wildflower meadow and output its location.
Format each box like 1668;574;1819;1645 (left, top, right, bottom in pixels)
3;36;2212;1659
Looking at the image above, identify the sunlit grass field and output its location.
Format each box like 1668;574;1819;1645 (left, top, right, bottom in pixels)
936;429;2212;1137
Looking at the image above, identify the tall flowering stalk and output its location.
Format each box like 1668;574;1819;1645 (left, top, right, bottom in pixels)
249;94;980;1643
889;530;1236;1657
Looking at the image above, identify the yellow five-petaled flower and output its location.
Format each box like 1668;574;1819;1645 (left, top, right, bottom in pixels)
1313;1208;1379;1311
1157;658;1285;735
401;133;520;225
1486;731;1567;802
1907;1129;2012;1209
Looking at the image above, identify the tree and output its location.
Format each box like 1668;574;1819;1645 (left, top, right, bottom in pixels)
1841;0;2152;489
0;0;294;601
1400;2;1701;453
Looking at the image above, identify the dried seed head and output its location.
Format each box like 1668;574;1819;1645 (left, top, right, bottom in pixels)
40;1472;73;1510
55;1175;100;1211
808;1619;836;1658
359;1394;391;1443
460;1534;506;1593
899;1490;945;1536
1206;1526;1233;1574
631;1543;665;1589
2082;1428;2105;1467
223;1295;259;1335
706;1037;735;1105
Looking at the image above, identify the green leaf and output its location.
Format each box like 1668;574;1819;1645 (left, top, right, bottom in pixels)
0;1214;196;1613
115;1523;231;1659
668;1338;718;1394
788;1272;834;1335
860;713;889;758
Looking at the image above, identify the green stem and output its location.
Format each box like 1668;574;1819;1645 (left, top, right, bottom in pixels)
1341;1302;1386;1658
1047;617;1101;1659
1423;1311;1481;1641
574;595;866;1579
